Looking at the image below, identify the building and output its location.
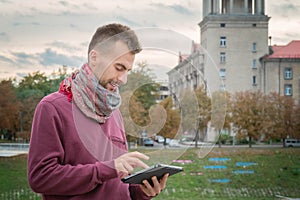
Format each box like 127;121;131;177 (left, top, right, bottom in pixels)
166;0;300;142
168;0;300;105
167;41;205;102
261;41;300;104
155;81;170;103
199;0;269;93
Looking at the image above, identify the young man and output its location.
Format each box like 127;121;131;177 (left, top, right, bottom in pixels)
28;23;168;200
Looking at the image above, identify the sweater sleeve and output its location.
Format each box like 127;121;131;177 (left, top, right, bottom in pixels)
27;100;118;196
129;184;152;200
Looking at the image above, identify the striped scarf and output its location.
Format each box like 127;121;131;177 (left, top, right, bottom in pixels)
59;63;121;123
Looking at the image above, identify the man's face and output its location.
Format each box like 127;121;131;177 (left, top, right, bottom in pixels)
89;41;135;92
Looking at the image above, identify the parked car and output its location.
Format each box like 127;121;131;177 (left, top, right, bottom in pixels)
155;135;164;143
143;138;154;146
164;138;171;145
169;139;180;147
179;137;213;146
179;137;196;145
285;138;300;147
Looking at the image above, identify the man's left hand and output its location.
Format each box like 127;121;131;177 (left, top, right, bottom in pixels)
139;173;169;197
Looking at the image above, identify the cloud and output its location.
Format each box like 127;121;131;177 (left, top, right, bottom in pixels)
0;51;39;71
0;0;299;79
114;15;142;27
267;1;300;44
0;48;84;80
16;72;28;78
135;28;192;54
39;48;84;67
0;32;10;42
13;22;41;27
150;3;195;16
0;54;14;64
81;3;98;11
270;2;300;18
11;52;36;65
0;0;11;3
46;41;82;53
58;0;70;7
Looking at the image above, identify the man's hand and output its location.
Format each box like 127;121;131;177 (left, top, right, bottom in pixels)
114;151;149;178
140;173;169;197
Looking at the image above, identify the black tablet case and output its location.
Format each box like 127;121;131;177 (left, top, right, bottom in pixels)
121;164;183;186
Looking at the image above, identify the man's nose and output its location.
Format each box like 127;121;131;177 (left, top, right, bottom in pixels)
118;72;128;85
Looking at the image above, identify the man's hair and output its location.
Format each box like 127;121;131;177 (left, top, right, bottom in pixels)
88;23;142;55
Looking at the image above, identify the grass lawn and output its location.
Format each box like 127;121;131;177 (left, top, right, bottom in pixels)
153;147;300;200
0;147;299;199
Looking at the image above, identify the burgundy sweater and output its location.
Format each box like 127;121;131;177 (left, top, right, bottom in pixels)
28;92;151;200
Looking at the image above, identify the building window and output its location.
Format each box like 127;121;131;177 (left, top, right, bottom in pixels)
220;52;226;63
285;68;292;80
220;23;226;28
252;42;257;52
252;59;257;69
220;36;226;47
284;84;292;96
252;76;257;85
160;86;169;91
220;68;226;79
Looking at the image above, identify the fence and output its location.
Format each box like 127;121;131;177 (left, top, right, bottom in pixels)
0;143;29;151
0;188;41;200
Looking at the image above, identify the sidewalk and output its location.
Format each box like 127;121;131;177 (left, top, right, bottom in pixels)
0;150;28;157
0;143;29;157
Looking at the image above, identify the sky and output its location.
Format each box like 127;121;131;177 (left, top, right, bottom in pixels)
0;0;299;81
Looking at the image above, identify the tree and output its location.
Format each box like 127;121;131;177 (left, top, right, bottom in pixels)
16;68;67;132
180;85;212;148
230;91;266;148
194;86;211;144
47;65;69;93
210;90;230;148
264;92;296;146
0;79;20;138
157;96;180;144
292;104;300;139
120;62;160;141
16;71;48;132
179;88;200;137
121;61;158;111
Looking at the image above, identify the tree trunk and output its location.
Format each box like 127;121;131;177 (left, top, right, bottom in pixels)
195;133;198;148
249;136;252;148
195;126;200;148
218;130;222;148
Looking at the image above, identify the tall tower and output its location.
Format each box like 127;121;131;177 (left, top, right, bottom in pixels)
199;0;270;93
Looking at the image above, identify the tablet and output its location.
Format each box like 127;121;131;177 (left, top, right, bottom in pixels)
121;164;183;186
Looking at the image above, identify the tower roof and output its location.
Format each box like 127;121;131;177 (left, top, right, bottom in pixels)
267;40;300;59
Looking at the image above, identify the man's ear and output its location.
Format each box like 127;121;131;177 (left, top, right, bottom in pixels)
89;50;97;69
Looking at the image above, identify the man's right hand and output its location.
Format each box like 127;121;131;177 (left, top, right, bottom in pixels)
114;151;149;178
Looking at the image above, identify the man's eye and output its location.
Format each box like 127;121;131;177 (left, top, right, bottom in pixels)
116;66;124;71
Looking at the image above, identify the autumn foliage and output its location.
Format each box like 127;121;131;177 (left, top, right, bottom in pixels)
0;65;299;146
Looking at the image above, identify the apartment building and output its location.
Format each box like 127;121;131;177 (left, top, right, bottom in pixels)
199;0;269;93
168;0;300;105
261;41;300;104
167;41;204;101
